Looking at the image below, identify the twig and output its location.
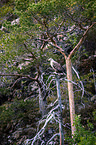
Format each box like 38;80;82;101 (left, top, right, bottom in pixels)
8;77;25;89
46;133;60;145
72;66;84;98
24;42;37;60
47;99;58;109
68;22;96;59
46;74;55;85
31;113;54;145
0;73;37;81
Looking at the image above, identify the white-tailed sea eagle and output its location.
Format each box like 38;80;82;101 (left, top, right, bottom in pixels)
48;58;65;73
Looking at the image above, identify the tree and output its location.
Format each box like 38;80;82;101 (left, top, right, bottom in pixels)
0;0;96;138
16;0;95;136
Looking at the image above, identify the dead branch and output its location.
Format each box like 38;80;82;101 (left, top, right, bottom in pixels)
0;73;37;81
46;133;60;145
72;66;84;98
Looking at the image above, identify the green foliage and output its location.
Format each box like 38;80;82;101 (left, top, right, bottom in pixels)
0;99;40;131
71;115;96;145
28;0;67;17
68;0;96;22
15;0;29;11
1;0;95;75
0;0;14;21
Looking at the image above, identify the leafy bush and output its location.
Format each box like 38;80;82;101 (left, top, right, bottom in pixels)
71;115;96;145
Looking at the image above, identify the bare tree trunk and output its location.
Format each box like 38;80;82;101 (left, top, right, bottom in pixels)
66;58;76;136
39;88;47;116
56;75;64;145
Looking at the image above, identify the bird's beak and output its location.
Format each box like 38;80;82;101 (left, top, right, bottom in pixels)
48;59;50;61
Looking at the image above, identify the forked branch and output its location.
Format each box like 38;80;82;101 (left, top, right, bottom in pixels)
68;22;96;59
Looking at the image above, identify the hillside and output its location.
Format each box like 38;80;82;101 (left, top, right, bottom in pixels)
0;0;96;144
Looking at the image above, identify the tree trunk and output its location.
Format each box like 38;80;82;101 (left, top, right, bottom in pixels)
66;58;76;136
56;75;64;145
39;88;47;116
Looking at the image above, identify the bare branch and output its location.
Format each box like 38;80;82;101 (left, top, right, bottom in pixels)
0;73;37;81
47;99;58;109
24;42;37;60
31;113;54;145
78;22;88;30
63;7;91;31
72;66;84;98
46;133;60;145
42;19;67;59
8;77;23;89
61;77;82;89
32;13;44;25
53;19;65;36
50;43;67;59
68;22;96;59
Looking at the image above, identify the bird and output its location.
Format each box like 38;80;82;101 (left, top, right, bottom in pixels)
48;58;66;74
0;25;10;33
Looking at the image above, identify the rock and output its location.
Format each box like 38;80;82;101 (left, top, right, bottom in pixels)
11;18;20;25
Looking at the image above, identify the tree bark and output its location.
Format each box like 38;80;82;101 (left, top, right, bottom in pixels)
39;88;47;116
66;58;76;136
56;75;64;145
